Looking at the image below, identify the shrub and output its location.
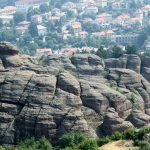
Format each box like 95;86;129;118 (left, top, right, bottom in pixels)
78;139;98;150
136;127;150;140
110;131;123;141
127;94;137;110
17;137;52;150
59;132;87;148
97;137;111;147
136;141;150;150
0;146;6;150
36;137;53;150
123;128;137;140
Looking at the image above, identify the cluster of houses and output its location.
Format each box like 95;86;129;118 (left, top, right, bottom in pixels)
0;0;150;56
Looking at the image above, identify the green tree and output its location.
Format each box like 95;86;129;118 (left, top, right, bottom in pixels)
59;132;87;148
125;45;138;54
28;42;39;55
96;46;111;59
13;12;26;24
0;29;16;42
28;21;38;37
79;139;98;150
0;19;3;28
111;45;124;58
39;3;50;13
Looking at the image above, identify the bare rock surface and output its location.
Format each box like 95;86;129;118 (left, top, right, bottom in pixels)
101;108;134;135
0;42;150;144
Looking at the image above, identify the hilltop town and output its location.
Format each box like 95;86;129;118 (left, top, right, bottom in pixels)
0;0;150;56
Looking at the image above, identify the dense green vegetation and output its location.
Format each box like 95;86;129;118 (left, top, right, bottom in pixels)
1;127;150;150
95;44;150;59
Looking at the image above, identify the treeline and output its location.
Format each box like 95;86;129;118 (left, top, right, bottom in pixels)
95;45;150;59
1;127;150;150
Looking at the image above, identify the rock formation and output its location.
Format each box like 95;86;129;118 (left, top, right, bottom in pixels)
0;42;150;144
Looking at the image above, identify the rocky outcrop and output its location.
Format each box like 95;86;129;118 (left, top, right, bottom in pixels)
142;57;150;82
0;42;19;56
126;110;150;128
105;54;141;73
0;42;150;145
101;108;134;135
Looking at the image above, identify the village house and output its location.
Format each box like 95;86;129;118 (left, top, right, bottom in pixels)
142;5;150;17
144;42;150;51
61;30;72;40
92;29;115;38
70;22;82;34
62;2;76;10
112;34;139;45
15;26;28;35
111;1;123;10
134;9;144;19
84;6;98;15
37;25;47;36
96;13;112;23
127;17;143;26
78;31;88;38
96;0;108;8
18;21;30;27
81;0;96;7
55;12;66;21
15;0;49;12
59;47;78;55
112;14;130;26
50;16;61;26
76;2;87;11
81;46;98;53
0;15;13;24
0;6;16;15
31;14;43;24
36;48;52;57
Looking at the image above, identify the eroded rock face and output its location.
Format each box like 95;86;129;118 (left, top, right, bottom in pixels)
126;110;150;128
101;108;134;135
0;42;150;144
0;42;19;56
105;54;141;73
142;57;150;82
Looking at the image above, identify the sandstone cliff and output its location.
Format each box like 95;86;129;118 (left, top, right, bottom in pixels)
0;42;150;144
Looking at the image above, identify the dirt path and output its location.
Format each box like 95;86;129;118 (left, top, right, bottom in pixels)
100;140;138;150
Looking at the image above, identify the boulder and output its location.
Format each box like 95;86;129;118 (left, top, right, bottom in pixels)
126;55;141;74
101;108;134;135
105;55;141;74
57;71;80;96
126;110;150;128
0;42;19;56
142;57;150;82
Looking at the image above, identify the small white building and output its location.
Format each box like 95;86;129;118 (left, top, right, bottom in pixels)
37;25;47;36
15;0;49;13
96;0;108;8
84;6;98;15
0;15;13;24
31;14;42;24
36;48;52;57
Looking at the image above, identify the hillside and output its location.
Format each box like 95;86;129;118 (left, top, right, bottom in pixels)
0;42;150;145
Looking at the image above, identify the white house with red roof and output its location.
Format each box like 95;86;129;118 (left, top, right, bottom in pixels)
0;6;16;15
15;0;49;12
36;48;52;57
37;25;47;36
0;15;13;24
31;14;43;23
